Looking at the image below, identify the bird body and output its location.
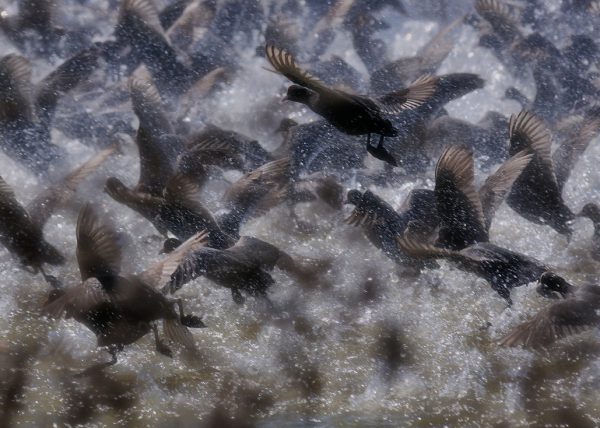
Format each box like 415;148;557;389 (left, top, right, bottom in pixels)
265;44;438;166
398;236;547;304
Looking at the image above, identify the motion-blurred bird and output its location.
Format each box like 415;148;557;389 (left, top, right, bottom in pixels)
500;272;600;347
44;204;206;365
0;147;114;286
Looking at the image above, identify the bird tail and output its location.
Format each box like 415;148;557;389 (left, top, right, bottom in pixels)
163;319;196;351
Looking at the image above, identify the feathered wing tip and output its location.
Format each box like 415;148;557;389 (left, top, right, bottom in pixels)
377;74;439;114
435;145;486;229
0;54;32;90
164;172;201;200
475;0;518;35
141;230;210;290
344;207;376;227
264;44;325;90
479;150;533;230
498;317;542;348
129;76;164;115
163;319;196;350
178;67;226;109
0;175;19;208
0;54;33;120
475;0;512;19
436;145;475;190
186;135;231;152
120;0;167;38
396;234;452;260
508;110;552;164
406;74;439;107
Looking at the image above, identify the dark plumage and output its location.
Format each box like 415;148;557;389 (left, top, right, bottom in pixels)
434;145;532;250
44;205;206;363
0;46;102;174
506;110;600;237
0;147;114;286
114;0;198;95
165;234;279;304
500;272;600;347
344;188;438;268
397;235;548;305
105;174;233;249
181;124;273;174
165;232;329;303
265;44;438;166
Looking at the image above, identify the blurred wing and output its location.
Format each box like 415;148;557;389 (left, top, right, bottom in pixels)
0;54;33;121
475;0;521;43
42;278;109;319
553;106;600;192
479;150;532;231
225;157;291;213
76;204;123;281
130;77;178;194
499;298;600;348
0;175;34;226
34;46;101;125
139;231;210;289
28;147;115;228
416;16;462;71
163;173;223;229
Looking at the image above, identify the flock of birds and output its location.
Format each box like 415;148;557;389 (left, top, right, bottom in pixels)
2;0;600;424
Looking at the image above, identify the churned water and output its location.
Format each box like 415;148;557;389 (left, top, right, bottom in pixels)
1;0;600;426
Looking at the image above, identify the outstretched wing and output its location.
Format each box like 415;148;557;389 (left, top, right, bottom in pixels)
28;147;115;229
264;44;328;92
479;150;532;231
499;297;600;348
375;74;439;114
76;204;123;281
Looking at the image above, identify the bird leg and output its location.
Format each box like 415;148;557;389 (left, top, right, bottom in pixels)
152;323;173;358
170;298;206;328
39;266;62;289
366;135;398;167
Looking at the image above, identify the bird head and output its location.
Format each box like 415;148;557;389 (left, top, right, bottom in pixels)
345;189;363;206
283;85;317;105
536;272;571;299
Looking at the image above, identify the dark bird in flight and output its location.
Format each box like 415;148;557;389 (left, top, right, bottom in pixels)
264;44;438;166
0;147;114;287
